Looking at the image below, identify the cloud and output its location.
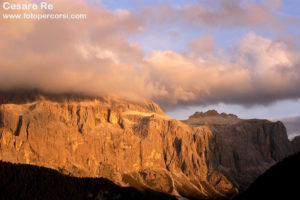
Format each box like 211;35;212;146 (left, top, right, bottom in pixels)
145;50;251;107
0;0;146;100
145;32;300;108
229;32;300;104
188;33;215;55
0;0;300;110
138;0;290;29
179;0;282;28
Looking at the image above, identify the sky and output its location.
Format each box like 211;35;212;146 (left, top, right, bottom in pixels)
0;0;300;136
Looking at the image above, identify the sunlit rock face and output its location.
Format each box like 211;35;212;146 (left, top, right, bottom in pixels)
0;90;294;199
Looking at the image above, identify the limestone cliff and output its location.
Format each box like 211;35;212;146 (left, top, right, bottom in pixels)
0;91;294;199
184;111;293;190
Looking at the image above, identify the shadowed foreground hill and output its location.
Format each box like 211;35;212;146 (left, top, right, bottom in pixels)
234;152;300;200
0;161;177;200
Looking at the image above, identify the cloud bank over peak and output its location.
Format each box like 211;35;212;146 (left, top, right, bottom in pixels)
0;0;300;110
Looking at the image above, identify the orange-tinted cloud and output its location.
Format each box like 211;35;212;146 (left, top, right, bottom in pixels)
0;0;300;109
188;33;215;55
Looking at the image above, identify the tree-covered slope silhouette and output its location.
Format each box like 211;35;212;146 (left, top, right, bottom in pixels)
0;161;176;200
234;152;300;200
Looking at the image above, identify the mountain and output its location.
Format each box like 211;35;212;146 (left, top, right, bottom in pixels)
0;90;294;199
183;111;293;190
292;135;300;152
0;160;176;200
233;152;300;200
183;110;240;125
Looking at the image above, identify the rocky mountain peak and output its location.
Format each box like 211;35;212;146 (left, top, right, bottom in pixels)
184;110;240;126
189;110;238;119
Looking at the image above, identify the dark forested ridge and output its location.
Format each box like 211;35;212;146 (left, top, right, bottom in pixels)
234;152;300;200
0;161;176;200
